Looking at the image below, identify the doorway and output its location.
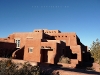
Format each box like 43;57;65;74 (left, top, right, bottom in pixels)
41;49;48;62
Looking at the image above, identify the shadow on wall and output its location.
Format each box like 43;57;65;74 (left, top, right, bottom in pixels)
54;41;67;64
40;41;66;64
43;34;55;40
73;36;95;68
38;47;96;74
54;42;94;69
12;46;25;60
76;51;94;69
58;46;77;62
54;42;79;64
0;41;16;58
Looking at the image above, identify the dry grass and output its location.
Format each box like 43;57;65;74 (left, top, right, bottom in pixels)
0;59;40;75
59;55;71;64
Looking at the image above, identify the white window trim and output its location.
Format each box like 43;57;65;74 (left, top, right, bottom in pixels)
14;38;20;48
28;47;33;53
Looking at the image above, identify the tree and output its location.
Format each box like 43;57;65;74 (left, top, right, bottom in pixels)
90;38;100;64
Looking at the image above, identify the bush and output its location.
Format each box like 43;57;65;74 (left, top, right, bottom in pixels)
59;55;71;64
0;59;61;75
0;59;17;75
90;38;100;64
0;59;40;75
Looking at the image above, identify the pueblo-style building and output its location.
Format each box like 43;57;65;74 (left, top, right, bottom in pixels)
0;29;91;66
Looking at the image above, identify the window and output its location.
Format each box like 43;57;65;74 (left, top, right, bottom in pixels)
28;47;33;53
14;39;20;48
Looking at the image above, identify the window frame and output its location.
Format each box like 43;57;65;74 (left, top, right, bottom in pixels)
28;47;33;53
14;38;20;48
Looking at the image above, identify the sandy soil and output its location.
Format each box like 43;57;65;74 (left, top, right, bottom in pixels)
40;64;100;75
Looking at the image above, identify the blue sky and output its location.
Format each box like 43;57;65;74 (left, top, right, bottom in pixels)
0;0;100;47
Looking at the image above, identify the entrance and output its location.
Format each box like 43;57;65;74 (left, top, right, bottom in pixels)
41;49;48;62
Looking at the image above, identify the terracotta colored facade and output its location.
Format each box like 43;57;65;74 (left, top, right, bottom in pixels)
0;29;90;66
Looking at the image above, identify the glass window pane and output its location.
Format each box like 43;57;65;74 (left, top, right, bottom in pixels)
14;39;20;48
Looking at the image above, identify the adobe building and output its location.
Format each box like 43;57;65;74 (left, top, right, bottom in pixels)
0;29;91;67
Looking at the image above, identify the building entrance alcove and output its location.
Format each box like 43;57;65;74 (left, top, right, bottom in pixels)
40;46;53;63
41;49;48;62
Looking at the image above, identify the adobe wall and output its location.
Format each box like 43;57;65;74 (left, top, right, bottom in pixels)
13;32;42;47
0;42;16;49
41;42;57;64
0;38;8;42
4;32;43;48
0;29;89;66
12;46;25;60
46;33;77;46
0;34;16;43
70;45;82;61
33;29;44;33
56;41;67;64
46;32;83;64
24;39;41;62
0;42;16;57
41;40;66;64
43;29;61;33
